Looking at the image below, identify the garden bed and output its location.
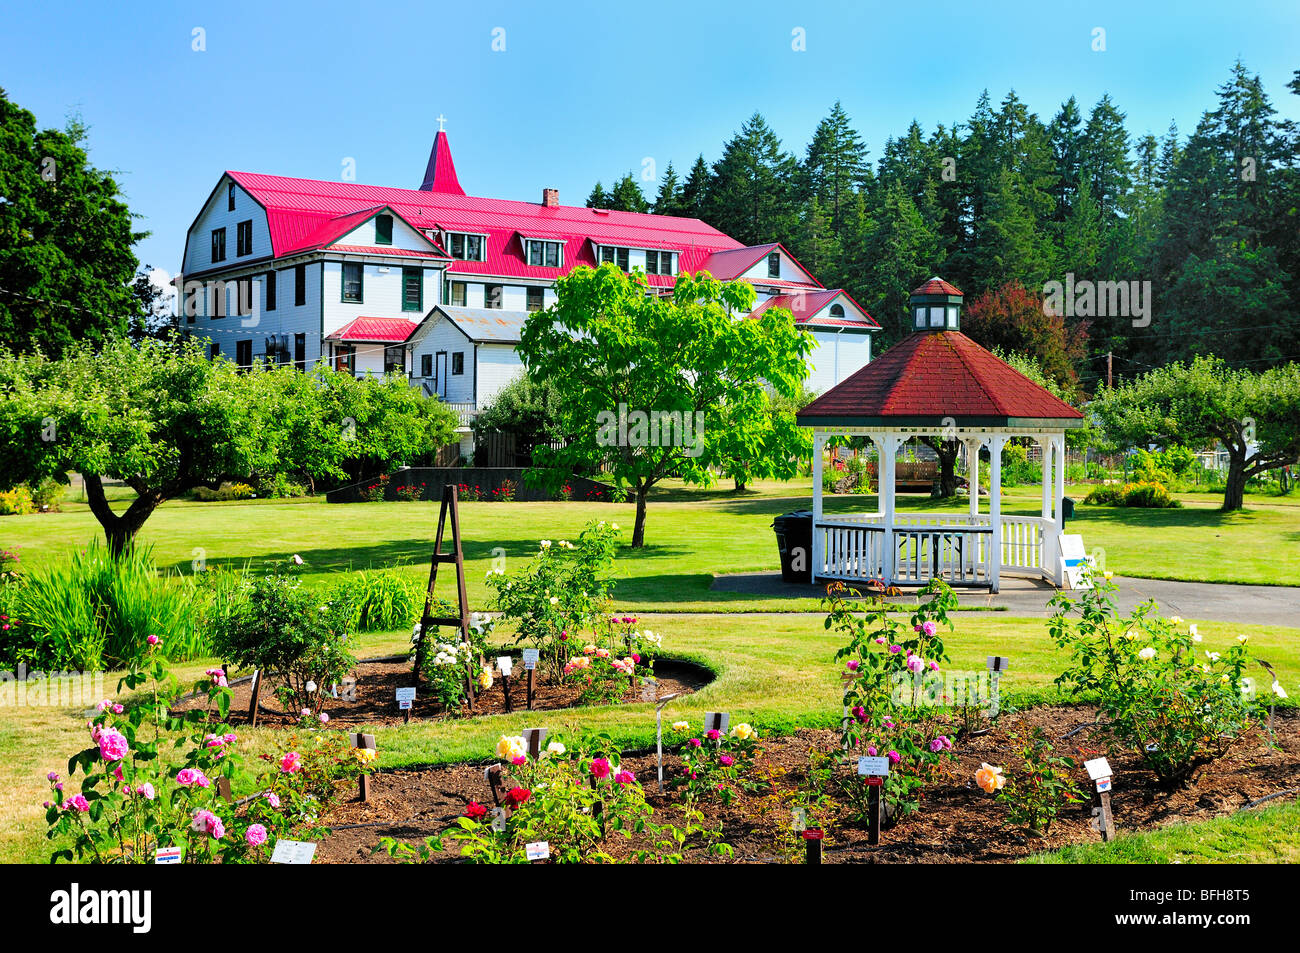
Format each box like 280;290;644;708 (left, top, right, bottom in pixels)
174;656;712;728
315;704;1300;863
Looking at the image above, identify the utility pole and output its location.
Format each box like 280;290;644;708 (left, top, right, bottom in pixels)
1106;351;1113;388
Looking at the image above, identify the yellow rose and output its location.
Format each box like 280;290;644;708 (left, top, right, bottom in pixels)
354;747;377;764
671;721;689;732
729;723;756;741
479;667;494;690
495;735;525;760
975;763;1005;793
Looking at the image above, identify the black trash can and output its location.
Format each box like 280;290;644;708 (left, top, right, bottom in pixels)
1061;496;1075;524
772;510;813;583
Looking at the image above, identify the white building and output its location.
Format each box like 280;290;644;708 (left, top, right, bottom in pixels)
178;130;880;449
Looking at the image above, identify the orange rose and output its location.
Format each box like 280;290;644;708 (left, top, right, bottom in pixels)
975;762;1005;793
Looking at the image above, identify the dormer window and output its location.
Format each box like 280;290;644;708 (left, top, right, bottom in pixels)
914;307;926;330
525;239;563;268
447;233;486;261
946;306;959;329
646;250;676;276
829;303;845;319
375;214;393;245
929;306;945;328
600;246;631;271
767;251;780;278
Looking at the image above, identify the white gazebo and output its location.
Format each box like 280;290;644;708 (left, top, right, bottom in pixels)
795;278;1086;593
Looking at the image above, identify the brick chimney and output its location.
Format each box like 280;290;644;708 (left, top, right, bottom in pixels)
542;188;559;208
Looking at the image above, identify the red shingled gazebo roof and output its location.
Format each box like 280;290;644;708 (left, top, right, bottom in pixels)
796;330;1084;428
912;276;964;297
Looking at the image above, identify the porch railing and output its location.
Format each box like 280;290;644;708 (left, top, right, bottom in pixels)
815;514;1053;588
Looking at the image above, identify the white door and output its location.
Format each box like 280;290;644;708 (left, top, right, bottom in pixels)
435;351;448;398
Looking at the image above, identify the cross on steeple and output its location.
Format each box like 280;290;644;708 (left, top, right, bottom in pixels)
436;114;447;133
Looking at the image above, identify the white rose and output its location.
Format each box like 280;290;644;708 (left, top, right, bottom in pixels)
1138;648;1156;661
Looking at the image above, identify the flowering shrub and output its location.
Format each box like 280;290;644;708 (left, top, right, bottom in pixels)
380;734;731;864
486;520;620;681
456;482;483;502
394;482;426;502
826;579;960;819
211;559;356;716
669;720;762;806
558;482;573;502
491;479;517;502
1049;574;1264;785
985;723;1081;835
359;474;390;502
42;640;361;863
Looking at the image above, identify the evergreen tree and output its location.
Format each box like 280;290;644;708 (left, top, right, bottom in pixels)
704;113;798;246
1048;96;1085;224
586;181;610;209
803;101;869;236
1081;94;1134;221
652;161;683;216
680;154;712;219
607;172;649;213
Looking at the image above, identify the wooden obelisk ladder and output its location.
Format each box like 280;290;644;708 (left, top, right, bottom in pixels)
412;484;475;709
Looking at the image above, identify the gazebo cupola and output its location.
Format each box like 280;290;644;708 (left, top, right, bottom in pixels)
911;276;964;332
796;275;1086;593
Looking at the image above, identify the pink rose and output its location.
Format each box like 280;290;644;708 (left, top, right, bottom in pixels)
265;792;281;808
176;767;209;788
245;823;268;847
719;755;734;767
147;634;160;645
614;770;636;785
279;752;302;774
136;783;155;800
97;729;129;762
589;758;612;779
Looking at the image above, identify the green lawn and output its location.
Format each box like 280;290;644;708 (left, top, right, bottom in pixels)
1025;801;1300;864
3;480;1297;614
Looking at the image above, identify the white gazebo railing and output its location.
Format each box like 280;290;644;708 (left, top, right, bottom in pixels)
810;427;1070;593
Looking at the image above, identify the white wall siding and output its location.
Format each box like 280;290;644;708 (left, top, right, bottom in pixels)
476;343;526;407
409;316;475;402
806;329;872;394
321;261;440;336
187;261;323;368
183;179;273;276
336;214;436;252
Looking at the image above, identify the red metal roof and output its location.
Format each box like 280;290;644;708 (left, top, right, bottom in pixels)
419;131;465;195
797;331;1083;425
699;242;822;287
227;136;743;283
912;276;964;297
325;316;419;343
750;289;881;329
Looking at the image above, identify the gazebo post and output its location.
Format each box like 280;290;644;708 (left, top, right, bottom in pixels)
1054;433;1067;583
811;431;826;582
878;433;898;585
1038;437;1052;521
964;437;981;520
987;434;1006;592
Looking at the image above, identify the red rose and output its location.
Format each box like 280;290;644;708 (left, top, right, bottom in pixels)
505;787;531;808
464;800;488;820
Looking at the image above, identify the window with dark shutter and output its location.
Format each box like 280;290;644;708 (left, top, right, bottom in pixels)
452;352;464;375
209;342;220;359
375;214;393;245
211;228;226;263
767;251;780;278
294;333;306;370
227;183;235;211
294;264;306;306
236;220;252;256
402;268;422;311
342;263;363;302
421;354;432;377
266;271;277;311
236;339;251;369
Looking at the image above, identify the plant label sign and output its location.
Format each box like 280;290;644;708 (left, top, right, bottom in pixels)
154;846;183;865
1084;756;1113;782
640;677;657;701
525;841;550;861
395;686;416;710
791;807;806;832
522;727;548;759
1096;777;1112;793
857;756;890;777
497;656;513;677
522;649;540;671
986;656;1010;672
704;711;730;735
270;839;317;864
491;807;506;832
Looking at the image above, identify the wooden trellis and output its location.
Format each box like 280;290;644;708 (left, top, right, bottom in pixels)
412;484;475;708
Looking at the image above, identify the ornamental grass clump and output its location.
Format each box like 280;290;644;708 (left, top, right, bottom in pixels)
826;579;960;819
1049;573;1266;786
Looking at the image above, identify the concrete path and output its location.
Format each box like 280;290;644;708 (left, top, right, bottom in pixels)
710;572;1300;627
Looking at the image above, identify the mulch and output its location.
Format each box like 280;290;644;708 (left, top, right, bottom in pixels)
315;705;1300;863
172;656;710;729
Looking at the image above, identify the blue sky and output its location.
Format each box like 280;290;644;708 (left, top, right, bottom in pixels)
2;0;1297;278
